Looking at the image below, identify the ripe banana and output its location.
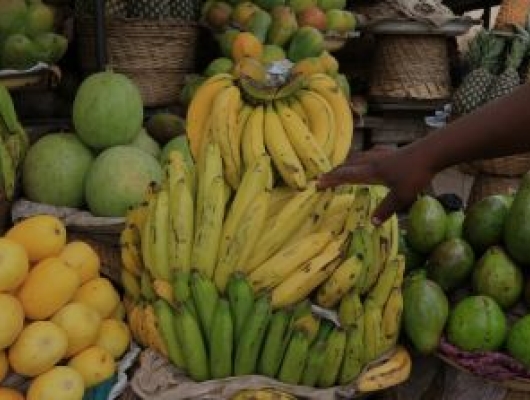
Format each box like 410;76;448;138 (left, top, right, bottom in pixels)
227;273;255;342
314;191;356;235
241;105;266;171
367;256;400;308
209;299;233;379
363;299;386;363
234;294;272;376
246;183;319;273
230;389;296;400
190;271;219;343
152;279;174;304
356;346;411;393
212;85;242;189
296;89;336;159
120;269;141;301
346;186;372;231
187;73;234;159
258;309;292;378
153;299;186;369
215;189;270;288
307;73;354;166
249;231;333;292
173;301;210;381
151;188;171;281
316;255;364;309
120;223;142;277
277;329;310;385
270;234;347;309
267;186;296;219
143;304;169;356
317;328;347;388
141;190;158;279
338;290;363;328
263;103;306;190
168;175;194;273
275;100;331;178
381;287;403;350
285;95;310;126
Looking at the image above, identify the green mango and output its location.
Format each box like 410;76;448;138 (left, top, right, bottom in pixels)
0;0;27;37
1;33;37;69
402;278;449;354
247;9;272;43
445;210;465;240
24;1;54;37
463;194;511;254
406;195;447;254
504;172;530;264
32;32;68;64
287;26;324;63
267;6;297;47
204;57;234;77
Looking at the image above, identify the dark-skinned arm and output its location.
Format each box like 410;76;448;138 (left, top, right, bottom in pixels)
318;83;530;224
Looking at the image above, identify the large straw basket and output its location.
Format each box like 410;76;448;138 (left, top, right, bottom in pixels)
495;0;530;30
472;153;530;177
467;174;520;206
369;35;452;101
76;18;199;107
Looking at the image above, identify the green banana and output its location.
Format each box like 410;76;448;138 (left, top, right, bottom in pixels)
0;135;15;200
258;309;292;378
0;84;18;133
227;272;255;342
338;290;363;328
366;257;399;308
339;317;365;385
300;340;328;387
173;302;210;381
346;186;372;230
209;299;233;379
314;319;335;344
317;328;347;388
360;226;383;294
363;299;385;363
173;271;192;302
277;329;310;385
234;294;272;376
190;271;219;343
140;271;157;302
347;225;374;293
153;299;186;369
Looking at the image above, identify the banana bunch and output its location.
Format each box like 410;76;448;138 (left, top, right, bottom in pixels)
186;72;354;191
0;84;30;200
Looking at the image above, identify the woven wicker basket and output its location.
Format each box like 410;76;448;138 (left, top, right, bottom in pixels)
76;17;199;107
369;35;452;101
495;0;530;30
472;153;530;177
467;174;520;206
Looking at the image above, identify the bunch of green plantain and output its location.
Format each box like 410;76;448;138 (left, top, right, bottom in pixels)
0;84;29;200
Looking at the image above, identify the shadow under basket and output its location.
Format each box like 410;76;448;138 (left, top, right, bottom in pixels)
76;17;199;107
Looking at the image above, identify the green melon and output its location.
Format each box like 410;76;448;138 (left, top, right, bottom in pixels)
130;128;161;159
73;71;143;150
22;133;94;208
84;146;162;217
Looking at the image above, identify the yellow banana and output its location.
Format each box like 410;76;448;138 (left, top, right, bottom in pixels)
381;287;403;349
285;96;310;126
241;105;266;171
121;269;141;301
140;191;158;279
218;155;272;262
275;100;331;178
151;188;171;281
143;304;169;356
214;190;270;291
357;346;412;393
307;73;354;166
249;231;334;292
186;73;234;159
267;186;296;220
363;299;386;363
230;389;296;400
315;255;364;309
293;312;320;344
167;148;196;198
212;85;242;189
120;223;143;276
346;186;372;231
270;234;347;309
314;191;356;235
235;103;253;170
296;89;336;159
246;183;319;272
127;303;144;345
264;103;306;190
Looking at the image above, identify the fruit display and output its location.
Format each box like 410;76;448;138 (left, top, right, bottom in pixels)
0;0;68;70
0;214;131;398
186;72;353;191
118;133;412;392
400;176;530;381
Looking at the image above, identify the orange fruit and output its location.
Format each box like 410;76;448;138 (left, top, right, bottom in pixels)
232;32;263;62
0;388;25;400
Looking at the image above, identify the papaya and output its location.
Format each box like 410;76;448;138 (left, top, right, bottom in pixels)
504;172;530;264
402;277;449;354
463;194;511;254
247;9;272;43
287;26;324;63
406;195;447;254
267;6;298;47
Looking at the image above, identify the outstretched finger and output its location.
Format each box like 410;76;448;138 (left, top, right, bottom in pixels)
371;191;402;226
317;163;381;190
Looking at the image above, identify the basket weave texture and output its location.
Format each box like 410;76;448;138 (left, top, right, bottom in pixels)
467;174;521;206
495;0;530;30
76;18;199;106
369;35;451;100
471;153;530;177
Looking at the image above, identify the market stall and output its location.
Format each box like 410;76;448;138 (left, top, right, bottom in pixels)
2;0;530;399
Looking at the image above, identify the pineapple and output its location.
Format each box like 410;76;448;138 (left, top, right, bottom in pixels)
452;31;506;118
486;27;529;101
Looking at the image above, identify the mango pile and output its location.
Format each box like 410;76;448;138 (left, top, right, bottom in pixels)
0;0;67;70
119;139;412;391
400;174;530;379
0;215;131;400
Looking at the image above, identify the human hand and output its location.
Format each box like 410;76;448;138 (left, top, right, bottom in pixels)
317;145;435;224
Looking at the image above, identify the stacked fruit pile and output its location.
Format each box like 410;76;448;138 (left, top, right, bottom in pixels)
186;72;353;190
0;0;68;70
400;175;530;380
119;137;411;390
0;215;131;399
0;85;29;201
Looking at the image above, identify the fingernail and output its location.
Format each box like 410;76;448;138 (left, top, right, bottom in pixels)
372;216;381;226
